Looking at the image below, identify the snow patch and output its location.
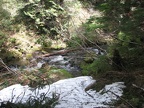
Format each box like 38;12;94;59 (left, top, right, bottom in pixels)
0;76;125;108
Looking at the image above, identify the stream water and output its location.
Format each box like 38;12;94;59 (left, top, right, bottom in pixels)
36;47;104;76
10;47;104;77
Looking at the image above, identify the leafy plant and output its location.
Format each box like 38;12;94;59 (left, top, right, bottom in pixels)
0;31;7;47
36;35;52;48
9;38;17;44
18;0;68;39
0;12;12;31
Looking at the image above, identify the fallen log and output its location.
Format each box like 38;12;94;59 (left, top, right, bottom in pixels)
37;48;80;58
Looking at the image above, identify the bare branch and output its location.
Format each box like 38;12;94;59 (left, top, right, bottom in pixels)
132;84;144;91
0;58;18;75
109;91;135;108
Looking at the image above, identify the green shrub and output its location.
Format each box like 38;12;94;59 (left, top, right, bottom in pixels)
67;35;86;47
9;38;17;44
0;7;10;20
81;55;111;75
0;1;12;30
36;35;52;48
0;31;7;47
18;0;68;38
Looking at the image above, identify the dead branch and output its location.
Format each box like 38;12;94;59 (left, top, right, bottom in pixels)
109;91;135;108
0;58;18;75
71;16;107;54
84;80;96;99
132;84;144;91
0;72;13;77
85;81;96;91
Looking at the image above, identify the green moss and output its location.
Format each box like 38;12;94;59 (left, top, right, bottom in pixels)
49;68;72;78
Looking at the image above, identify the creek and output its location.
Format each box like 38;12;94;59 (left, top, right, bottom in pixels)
10;47;105;78
36;47;104;76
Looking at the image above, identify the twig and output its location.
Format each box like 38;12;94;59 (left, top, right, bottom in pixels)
85;81;96;91
0;82;5;86
72;16;107;54
0;72;13;77
109;91;135;108
132;84;144;91
0;58;18;75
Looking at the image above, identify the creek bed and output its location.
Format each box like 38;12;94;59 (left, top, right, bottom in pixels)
38;47;104;76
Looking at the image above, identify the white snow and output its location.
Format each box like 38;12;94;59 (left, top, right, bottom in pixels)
0;76;125;108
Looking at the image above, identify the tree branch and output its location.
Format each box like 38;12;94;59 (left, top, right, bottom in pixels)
0;58;18;75
109;91;135;108
132;84;144;91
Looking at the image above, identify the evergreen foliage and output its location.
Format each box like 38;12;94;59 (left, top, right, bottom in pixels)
81;55;111;75
84;0;144;70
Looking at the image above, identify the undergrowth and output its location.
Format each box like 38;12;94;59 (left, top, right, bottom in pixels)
81;55;111;76
17;0;68;39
